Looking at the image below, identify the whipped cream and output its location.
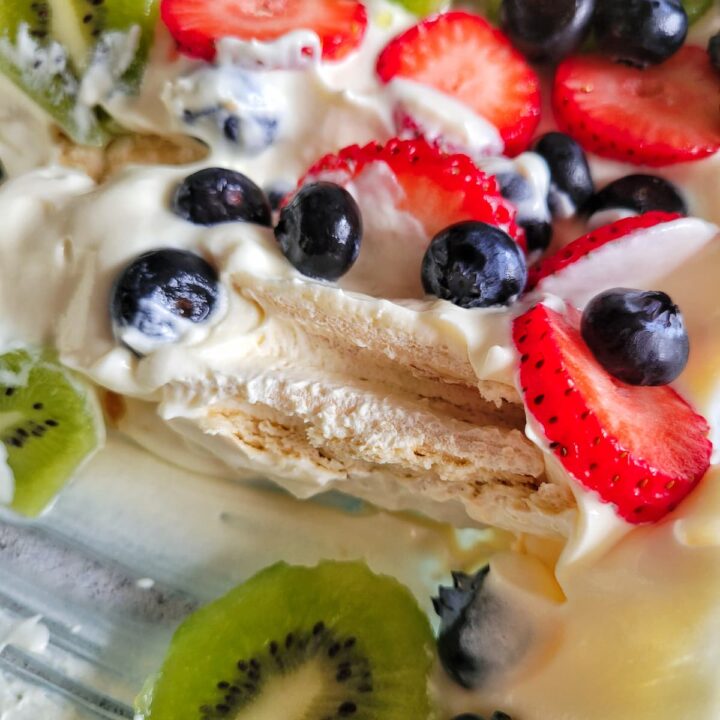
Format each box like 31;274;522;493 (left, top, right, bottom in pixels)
1;1;720;718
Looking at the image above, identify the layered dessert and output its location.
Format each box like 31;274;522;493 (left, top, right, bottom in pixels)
1;0;720;718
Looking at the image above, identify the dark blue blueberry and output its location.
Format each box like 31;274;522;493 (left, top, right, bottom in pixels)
533;132;594;218
585;174;687;217
0;159;5;184
172;168;272;227
221;112;279;152
110;249;221;357
708;32;720;73
521;219;552;253
501;0;595;62
264;180;295;212
274;182;362;281
581;288;689;385
433;567;530;689
592;0;688;67
422;222;527;308
495;172;532;206
491;714;513;720
495;171;552;253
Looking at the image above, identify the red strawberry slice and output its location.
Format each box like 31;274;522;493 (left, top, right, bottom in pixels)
553;47;720;166
300;137;526;247
160;0;367;62
376;11;541;157
514;303;711;523
527;212;719;307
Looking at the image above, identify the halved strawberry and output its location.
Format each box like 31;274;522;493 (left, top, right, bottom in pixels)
299;137;526;247
376;12;541;157
527;212;718;307
553;47;720;166
514;303;711;523
160;0;367;62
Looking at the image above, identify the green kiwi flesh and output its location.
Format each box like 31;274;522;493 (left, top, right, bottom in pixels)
136;561;435;720
0;349;103;516
0;0;158;146
682;0;712;24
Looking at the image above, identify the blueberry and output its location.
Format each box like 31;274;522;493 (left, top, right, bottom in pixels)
422;222;527;308
585;174;687;217
264;180;295;212
593;0;688;67
501;0;595;62
274;182;362;281
0;159;5;184
533;132;594;218
172;168;272;227
110;249;222;357
491;714;513;720
708;32;720;73
433;567;530;689
221;112;279;151
494;165;552;253
451;715;485;720
581;288;689;385
521;220;552;253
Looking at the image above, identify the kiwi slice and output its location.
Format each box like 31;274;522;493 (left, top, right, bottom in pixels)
137;561;435;720
0;0;158;146
392;0;448;16
0;349;103;516
683;0;712;24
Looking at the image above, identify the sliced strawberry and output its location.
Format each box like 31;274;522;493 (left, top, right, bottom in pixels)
300;137;526;247
514;303;711;523
376;11;541;157
160;0;367;62
527;212;719;307
553;47;720;166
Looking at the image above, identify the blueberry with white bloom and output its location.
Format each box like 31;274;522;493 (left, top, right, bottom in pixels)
110;249;222;357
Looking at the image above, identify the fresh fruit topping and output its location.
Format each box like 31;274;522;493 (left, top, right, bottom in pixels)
376;12;541;156
553;47;720;166
585;174;687;219
709;32;720;73
513;303;711;522
527;212;718;307
173;70;282;155
0;159;5;184
0;350;103;517
110;249;223;357
422;221;527;308
275;182;363;281
300;138;525;248
434;567;530;689
160;0;368;63
0;0;158;145
684;0;713;24
533;132;594;218
500;0;595;63
136;561;435;720
593;0;688;67
581;288;688;385
480;154;552;253
390;0;445;16
264;180;295;213
172;168;272;227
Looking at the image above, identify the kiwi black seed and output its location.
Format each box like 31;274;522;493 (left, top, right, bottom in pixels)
0;350;102;516
137;561;435;720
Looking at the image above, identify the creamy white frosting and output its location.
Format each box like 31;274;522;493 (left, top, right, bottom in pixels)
1;0;720;718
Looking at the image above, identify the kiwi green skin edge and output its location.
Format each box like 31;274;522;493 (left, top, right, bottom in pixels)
136;561;436;720
0;350;103;516
0;0;158;146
